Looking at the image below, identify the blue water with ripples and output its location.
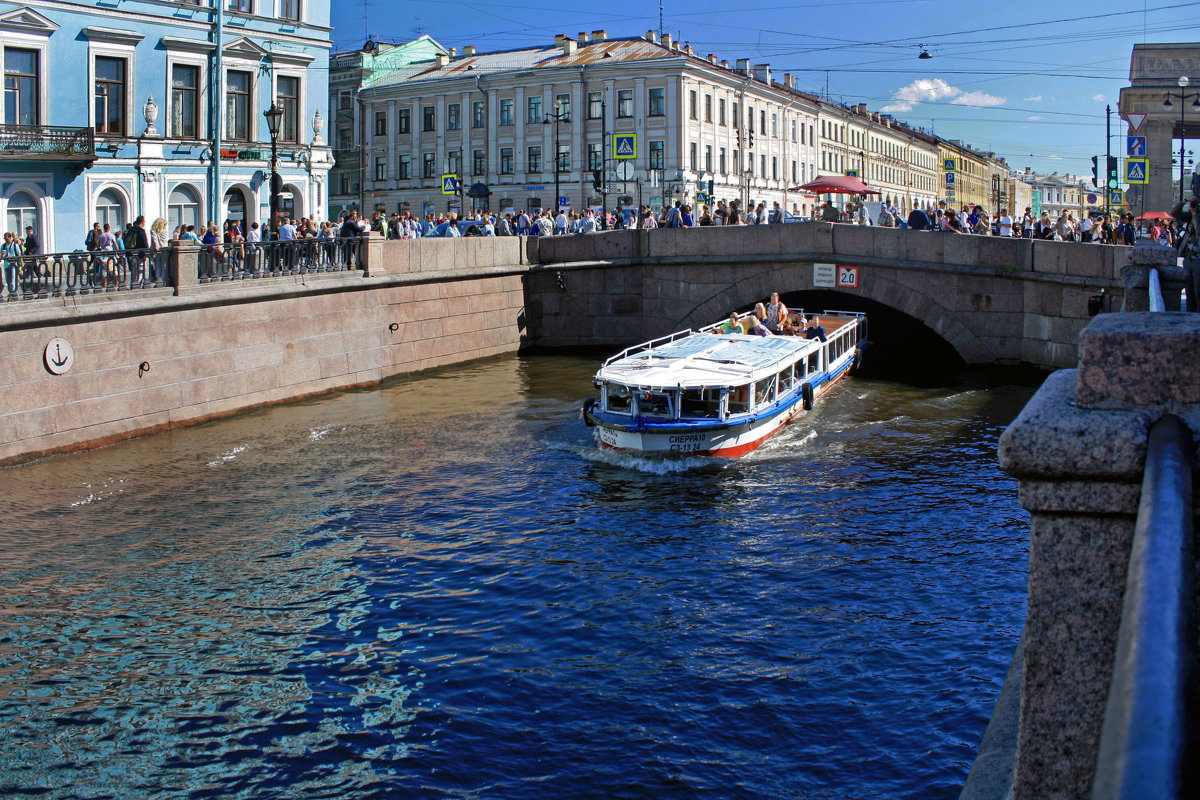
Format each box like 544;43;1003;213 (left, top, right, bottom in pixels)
0;355;1031;799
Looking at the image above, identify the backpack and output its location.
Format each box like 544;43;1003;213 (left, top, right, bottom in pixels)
122;227;139;250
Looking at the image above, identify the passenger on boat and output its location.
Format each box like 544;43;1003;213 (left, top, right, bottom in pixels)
764;293;788;333
804;316;828;342
780;316;800;336
753;302;768;323
721;312;744;334
746;315;774;336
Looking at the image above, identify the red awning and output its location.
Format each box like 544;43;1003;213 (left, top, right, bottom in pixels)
789;175;882;195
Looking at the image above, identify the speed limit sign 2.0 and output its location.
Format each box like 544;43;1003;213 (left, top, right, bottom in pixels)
837;266;859;288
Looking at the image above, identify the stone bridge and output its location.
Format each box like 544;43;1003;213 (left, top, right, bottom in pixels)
524;223;1135;370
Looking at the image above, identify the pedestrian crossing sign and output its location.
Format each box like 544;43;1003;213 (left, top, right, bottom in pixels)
441;174;459;194
943;158;955;172
613;134;637;160
1109;189;1124;205
1124;158;1148;185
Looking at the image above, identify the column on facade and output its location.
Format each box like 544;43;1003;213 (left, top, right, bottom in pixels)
1144;118;1175;212
634;76;647;205
387;99;397;200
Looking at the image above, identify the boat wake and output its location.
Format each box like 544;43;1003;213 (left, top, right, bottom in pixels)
553;441;727;474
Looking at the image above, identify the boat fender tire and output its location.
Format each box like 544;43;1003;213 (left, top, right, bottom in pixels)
582;397;597;427
851;346;864;375
802;382;815;411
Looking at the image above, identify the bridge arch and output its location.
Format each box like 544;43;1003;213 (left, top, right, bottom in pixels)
672;263;988;367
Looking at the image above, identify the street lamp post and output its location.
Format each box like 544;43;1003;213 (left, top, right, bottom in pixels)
263;102;285;240
544;105;569;215
1163;76;1200;203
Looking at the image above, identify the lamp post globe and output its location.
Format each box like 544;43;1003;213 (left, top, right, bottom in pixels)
263;103;285;239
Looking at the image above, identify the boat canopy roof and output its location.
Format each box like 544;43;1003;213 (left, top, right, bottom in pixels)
596;332;819;389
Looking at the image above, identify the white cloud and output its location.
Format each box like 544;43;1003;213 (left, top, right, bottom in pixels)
1047;155;1064;160
1027;115;1042;121
1092;93;1105;102
882;78;1004;111
951;91;1006;107
1024;95;1043;102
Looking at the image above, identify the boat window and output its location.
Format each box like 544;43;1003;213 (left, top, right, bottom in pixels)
807;351;820;374
727;384;749;415
680;387;721;419
605;383;632;414
777;366;794;392
754;375;777;407
636;390;674;419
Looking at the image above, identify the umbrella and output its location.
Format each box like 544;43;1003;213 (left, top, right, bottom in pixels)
789;175;881;195
1135;211;1172;221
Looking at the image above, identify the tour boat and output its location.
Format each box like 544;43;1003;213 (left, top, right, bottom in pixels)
582;311;867;458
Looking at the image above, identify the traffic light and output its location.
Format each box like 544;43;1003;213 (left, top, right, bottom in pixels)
1091;156;1099;187
1107;155;1119;189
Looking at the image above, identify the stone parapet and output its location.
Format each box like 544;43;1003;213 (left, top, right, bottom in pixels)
995;312;1200;799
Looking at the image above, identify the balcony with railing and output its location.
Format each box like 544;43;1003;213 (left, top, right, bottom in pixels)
0;124;96;166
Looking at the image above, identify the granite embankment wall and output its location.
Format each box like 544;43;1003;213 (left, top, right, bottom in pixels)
525;224;1128;370
0;236;528;465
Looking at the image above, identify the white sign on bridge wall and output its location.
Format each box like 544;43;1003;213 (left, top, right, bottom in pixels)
813;263;836;287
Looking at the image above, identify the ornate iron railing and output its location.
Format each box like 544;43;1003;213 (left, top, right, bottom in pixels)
1;248;166;299
195;237;362;282
0;124;96;160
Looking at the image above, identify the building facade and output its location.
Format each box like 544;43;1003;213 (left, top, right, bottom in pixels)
0;0;331;252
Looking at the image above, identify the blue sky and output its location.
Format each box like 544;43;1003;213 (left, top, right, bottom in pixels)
328;0;1200;179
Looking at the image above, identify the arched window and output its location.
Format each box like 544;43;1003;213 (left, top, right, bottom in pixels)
95;188;126;231
282;183;303;221
168;185;200;233
6;190;38;239
224;187;247;224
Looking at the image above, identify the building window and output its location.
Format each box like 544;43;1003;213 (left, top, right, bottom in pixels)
772;113;778;138
398;154;410;180
472;101;484;128
719;98;726;126
447;149;461;175
555;93;571;121
587;91;601;119
733;148;740;174
472;149;485;175
4;49;38;126
705;145;712;173
772;156;778;180
374;156;387;181
167;185;199;232
276;75;298;141
499;98;513;126
527;145;541;173
6;189;38;238
500;147;513;174
587;143;601;170
617;89;632;118
719;147;726;173
648;88;664;117
761;153;767;176
96;187;126;229
279;0;299;21
688;90;697;119
528;96;541;124
225;69;251;141
398;108;410;134
423;152;435;178
447;103;460;130
422;105;435;131
94;56;126;136
704;94;712;122
169;63;198;139
792;160;797;183
556;143;570;171
649;140;664;170
689;142;697;171
732;101;739;129
228;0;251;9
374;112;386;137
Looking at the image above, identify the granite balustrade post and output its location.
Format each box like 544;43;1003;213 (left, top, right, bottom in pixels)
996;312;1200;799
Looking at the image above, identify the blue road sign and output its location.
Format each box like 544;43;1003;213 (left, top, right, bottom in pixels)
441;174;458;194
943;158;955;171
613;134;637;160
1125;158;1148;185
1110;189;1124;205
559;196;569;207
945;172;955;186
1126;136;1147;157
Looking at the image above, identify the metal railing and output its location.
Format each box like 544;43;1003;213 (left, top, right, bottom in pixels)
0;124;96;160
1091;414;1196;799
195;236;361;282
1;248;167;300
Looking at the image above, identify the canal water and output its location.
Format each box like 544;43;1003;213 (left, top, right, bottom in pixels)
0;353;1032;799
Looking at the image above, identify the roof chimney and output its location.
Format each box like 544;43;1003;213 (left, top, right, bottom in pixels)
562;36;577;56
753;63;771;83
856;103;867;114
784;73;795;89
736;58;750;75
435;53;449;67
646;30;657;43
592;30;607;41
463;45;476;56
720;59;729;69
578;32;589;45
449;47;457;57
662;33;672;49
684;44;694;55
708;54;718;65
